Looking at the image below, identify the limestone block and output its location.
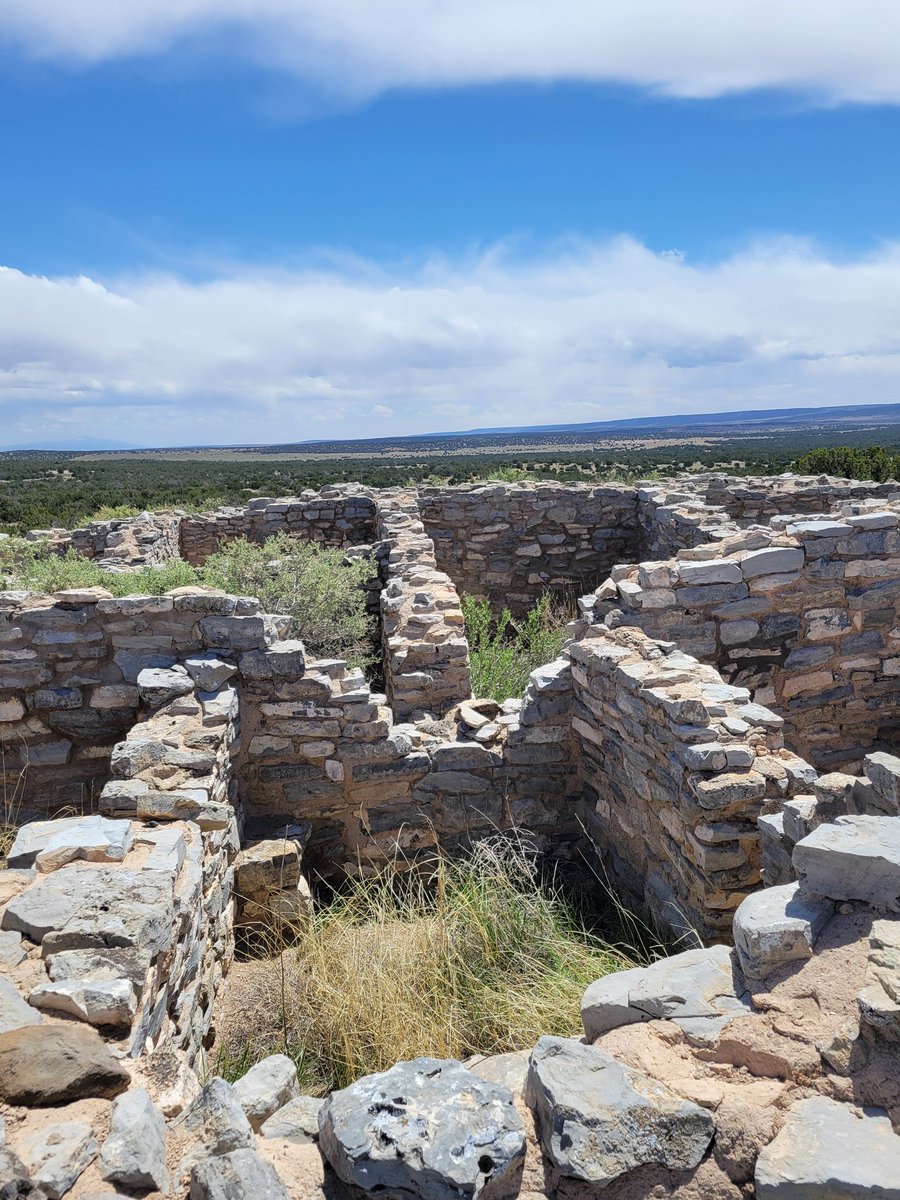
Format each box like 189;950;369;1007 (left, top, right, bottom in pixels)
190;1149;290;1200
184;653;237;691
732;882;833;979
260;1095;324;1143
29;978;137;1028
233;1055;300;1131
793;816;900;909
137;666;195;707
526;1037;714;1185
739;547;804;578
857;918;900;1040
100;1088;169;1192
0;977;43;1034
318;1057;525;1200
7;815;133;872
581;945;750;1046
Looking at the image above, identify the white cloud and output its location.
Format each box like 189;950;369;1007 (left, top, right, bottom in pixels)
2;1;900;105
2;237;900;446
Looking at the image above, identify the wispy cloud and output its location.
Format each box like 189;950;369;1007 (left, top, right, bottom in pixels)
3;237;900;445
2;1;900;105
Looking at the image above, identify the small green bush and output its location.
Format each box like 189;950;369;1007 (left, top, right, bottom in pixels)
202;534;374;668
0;540;201;596
463;593;570;702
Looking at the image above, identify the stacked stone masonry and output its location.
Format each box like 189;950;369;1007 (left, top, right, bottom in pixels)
2;471;900;1197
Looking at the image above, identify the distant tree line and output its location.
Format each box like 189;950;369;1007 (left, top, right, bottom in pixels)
792;445;900;482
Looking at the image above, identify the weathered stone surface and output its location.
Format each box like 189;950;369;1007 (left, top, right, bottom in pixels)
189;1148;290;1200
29;978;137;1028
857;918;900;1040
7;815;133;872
0;1147;42;1199
0;1024;130;1104
755;1096;900;1199
582;945;750;1046
172;1077;255;1168
733;882;834;979
100;1088;169;1193
233;1054;299;1131
260;1096;324;1144
2;865;174;954
318;1057;526;1200
793;815;900;909
18;1122;98;1200
0;930;26;967
136;666;195;707
526;1036;714;1184
0;977;43;1034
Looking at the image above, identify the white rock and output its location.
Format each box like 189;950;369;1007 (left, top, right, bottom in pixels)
29;978;137;1028
233;1055;300;1131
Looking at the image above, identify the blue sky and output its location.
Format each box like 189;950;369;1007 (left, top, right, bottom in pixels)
2;2;900;447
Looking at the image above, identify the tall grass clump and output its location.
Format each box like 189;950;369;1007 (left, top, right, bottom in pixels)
217;836;634;1093
463;593;571;702
203;534;374;669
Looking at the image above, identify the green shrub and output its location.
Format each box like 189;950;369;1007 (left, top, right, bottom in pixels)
202;534;374;668
216;836;634;1093
463;593;570;702
0;540;201;596
792;445;900;482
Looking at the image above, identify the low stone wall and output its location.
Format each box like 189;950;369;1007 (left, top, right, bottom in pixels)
418;482;639;615
593;498;900;770
178;487;377;564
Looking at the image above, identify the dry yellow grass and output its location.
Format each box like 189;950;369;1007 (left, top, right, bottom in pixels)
216;836;637;1093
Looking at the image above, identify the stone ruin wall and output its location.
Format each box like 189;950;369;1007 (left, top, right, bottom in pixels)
3;472;900;1197
417;482;640;615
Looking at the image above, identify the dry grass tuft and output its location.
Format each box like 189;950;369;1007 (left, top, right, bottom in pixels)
216;835;637;1092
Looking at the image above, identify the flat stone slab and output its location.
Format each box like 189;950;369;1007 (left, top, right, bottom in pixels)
1;865;175;955
318;1057;526;1200
7;815;133;872
793;816;900;909
581;944;750;1046
526;1036;714;1185
755;1096;900;1199
137;666;195;707
29;978;137;1029
733;882;834;980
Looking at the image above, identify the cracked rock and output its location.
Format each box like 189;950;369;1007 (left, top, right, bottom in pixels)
189;1148;290;1200
18;1122;98;1200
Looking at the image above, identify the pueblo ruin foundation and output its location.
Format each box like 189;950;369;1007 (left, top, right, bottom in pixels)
1;471;900;1199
